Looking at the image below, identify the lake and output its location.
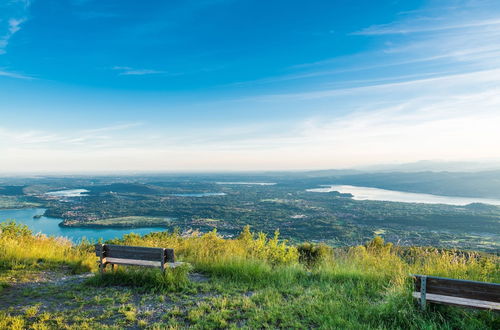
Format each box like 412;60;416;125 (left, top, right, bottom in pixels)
306;185;500;206
45;189;89;197
0;208;167;242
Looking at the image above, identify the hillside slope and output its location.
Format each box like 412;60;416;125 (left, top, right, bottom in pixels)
0;222;498;329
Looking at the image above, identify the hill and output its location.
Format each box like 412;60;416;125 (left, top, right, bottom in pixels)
0;222;498;329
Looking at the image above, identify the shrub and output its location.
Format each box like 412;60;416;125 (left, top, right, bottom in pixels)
297;242;333;267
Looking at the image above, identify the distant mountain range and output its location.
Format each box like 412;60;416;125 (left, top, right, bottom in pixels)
353;160;500;173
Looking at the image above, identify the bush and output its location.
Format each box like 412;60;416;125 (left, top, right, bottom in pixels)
297;242;333;267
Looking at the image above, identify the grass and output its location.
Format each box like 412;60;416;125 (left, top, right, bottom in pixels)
87;264;192;293
0;221;498;329
0;221;95;275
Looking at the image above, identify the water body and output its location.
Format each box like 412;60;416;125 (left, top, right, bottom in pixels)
171;192;226;197
45;189;89;197
216;182;276;186
0;208;167;242
306;185;500;206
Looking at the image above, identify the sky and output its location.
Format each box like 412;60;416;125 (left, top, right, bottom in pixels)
1;0;500;173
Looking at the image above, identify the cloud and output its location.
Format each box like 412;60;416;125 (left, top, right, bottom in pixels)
81;122;143;134
112;66;165;76
249;68;500;102
226;1;500;93
0;122;143;149
0;69;33;79
0;1;30;55
8;18;25;34
3;71;499;172
353;18;500;36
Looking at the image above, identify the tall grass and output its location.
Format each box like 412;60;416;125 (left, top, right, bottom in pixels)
110;225;499;283
108;225;299;265
107;223;499;326
1;220;498;328
0;221;94;274
1;220;497;284
87;264;192;292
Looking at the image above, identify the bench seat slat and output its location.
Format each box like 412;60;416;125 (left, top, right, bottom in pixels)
412;292;500;311
102;245;164;262
414;275;500;302
105;257;161;267
104;244;165;253
104;258;184;269
105;250;164;261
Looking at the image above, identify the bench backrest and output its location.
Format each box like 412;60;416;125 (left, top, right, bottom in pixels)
413;274;500;302
95;244;175;263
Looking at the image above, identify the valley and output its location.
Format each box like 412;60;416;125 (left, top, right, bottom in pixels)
0;172;499;252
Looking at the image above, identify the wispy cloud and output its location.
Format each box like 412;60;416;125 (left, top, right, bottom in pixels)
3;67;500;172
0;1;30;55
227;1;500;93
0;121;145;161
112;66;165;76
252;68;500;102
0;69;33;79
81;122;143;134
353;18;500;35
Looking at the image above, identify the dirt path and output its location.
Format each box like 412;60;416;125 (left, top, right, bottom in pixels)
0;270;211;322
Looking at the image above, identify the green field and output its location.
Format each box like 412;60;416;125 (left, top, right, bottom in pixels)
0;196;40;209
62;216;175;228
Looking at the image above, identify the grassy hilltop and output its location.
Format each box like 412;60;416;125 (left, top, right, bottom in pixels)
0;221;499;329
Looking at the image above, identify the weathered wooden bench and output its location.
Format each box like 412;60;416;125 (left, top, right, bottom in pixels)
95;244;180;273
412;274;500;311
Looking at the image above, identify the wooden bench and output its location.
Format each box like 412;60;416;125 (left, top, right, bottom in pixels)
95;244;180;273
412;274;500;311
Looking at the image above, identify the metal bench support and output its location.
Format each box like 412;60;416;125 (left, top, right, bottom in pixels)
420;275;427;310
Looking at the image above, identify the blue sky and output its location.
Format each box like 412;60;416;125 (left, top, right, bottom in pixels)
1;0;500;172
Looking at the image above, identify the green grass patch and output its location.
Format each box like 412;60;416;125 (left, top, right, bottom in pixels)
68;216;174;227
0;196;40;209
86;264;191;293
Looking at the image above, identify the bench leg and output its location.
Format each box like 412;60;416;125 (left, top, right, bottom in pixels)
112;264;117;272
99;262;107;274
420;276;427;311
